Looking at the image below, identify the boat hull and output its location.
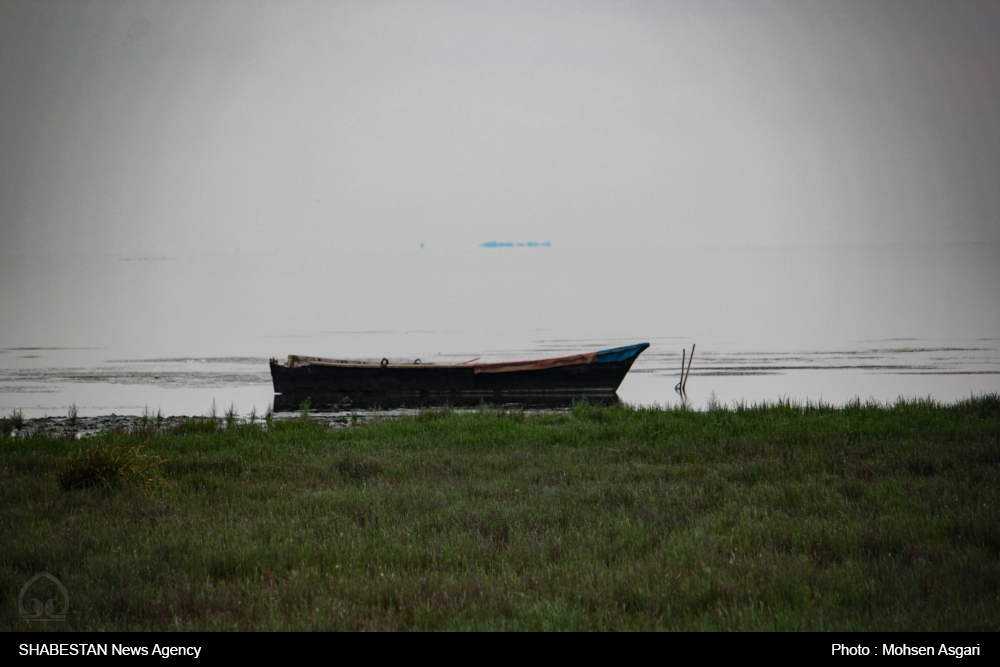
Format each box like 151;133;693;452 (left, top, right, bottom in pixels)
269;343;649;409
270;358;636;395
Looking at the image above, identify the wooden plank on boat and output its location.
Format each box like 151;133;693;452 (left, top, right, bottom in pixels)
473;352;598;374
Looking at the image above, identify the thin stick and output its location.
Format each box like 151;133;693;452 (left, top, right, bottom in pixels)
456;357;481;365
676;348;686;393
683;343;696;392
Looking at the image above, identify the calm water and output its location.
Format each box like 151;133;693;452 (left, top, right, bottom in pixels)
2;244;998;417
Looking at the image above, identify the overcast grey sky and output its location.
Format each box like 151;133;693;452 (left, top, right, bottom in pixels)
1;0;998;255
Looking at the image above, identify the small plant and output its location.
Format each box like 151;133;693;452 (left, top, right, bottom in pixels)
156;407;164;427
131;406;159;437
225;403;239;429
247;406;258;426
299;398;312;420
350;411;358;426
208;399;218;420
68;404;78;426
58;444;165;492
706;391;722;412
264;403;274;427
1;409;25;436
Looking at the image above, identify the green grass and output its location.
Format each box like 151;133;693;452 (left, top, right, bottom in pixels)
1;395;999;630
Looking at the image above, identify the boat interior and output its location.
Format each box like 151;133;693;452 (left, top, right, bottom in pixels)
276;355;480;368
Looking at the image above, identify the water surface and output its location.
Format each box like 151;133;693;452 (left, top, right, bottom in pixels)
1;244;997;417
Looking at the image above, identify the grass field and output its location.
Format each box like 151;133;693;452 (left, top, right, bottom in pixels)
2;396;999;630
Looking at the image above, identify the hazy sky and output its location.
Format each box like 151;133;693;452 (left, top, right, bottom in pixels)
1;0;999;254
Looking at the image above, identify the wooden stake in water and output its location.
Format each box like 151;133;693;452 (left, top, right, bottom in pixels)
683;343;696;393
676;348;686;393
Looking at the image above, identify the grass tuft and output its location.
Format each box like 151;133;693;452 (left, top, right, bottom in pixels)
224;403;239;429
169;417;218;435
1;409;25;436
335;454;384;481
57;443;165;491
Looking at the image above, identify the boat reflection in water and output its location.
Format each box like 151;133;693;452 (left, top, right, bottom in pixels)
270;343;649;412
274;391;622;412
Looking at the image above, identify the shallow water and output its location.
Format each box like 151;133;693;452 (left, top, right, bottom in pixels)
1;244;997;417
1;338;996;418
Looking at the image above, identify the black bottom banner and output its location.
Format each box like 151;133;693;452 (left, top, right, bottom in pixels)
5;632;995;659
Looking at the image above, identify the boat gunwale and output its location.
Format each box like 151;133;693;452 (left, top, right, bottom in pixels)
277;343;649;372
287;360;461;369
280;352;600;371
281;354;476;368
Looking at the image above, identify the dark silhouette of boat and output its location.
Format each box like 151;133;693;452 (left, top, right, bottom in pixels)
269;343;649;409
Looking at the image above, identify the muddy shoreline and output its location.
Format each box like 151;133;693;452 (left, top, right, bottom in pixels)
3;412;384;439
4;406;577;439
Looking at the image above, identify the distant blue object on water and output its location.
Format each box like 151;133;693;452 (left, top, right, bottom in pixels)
596;343;650;364
481;241;551;248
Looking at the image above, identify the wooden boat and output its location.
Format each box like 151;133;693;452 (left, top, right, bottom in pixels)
269;343;649;408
